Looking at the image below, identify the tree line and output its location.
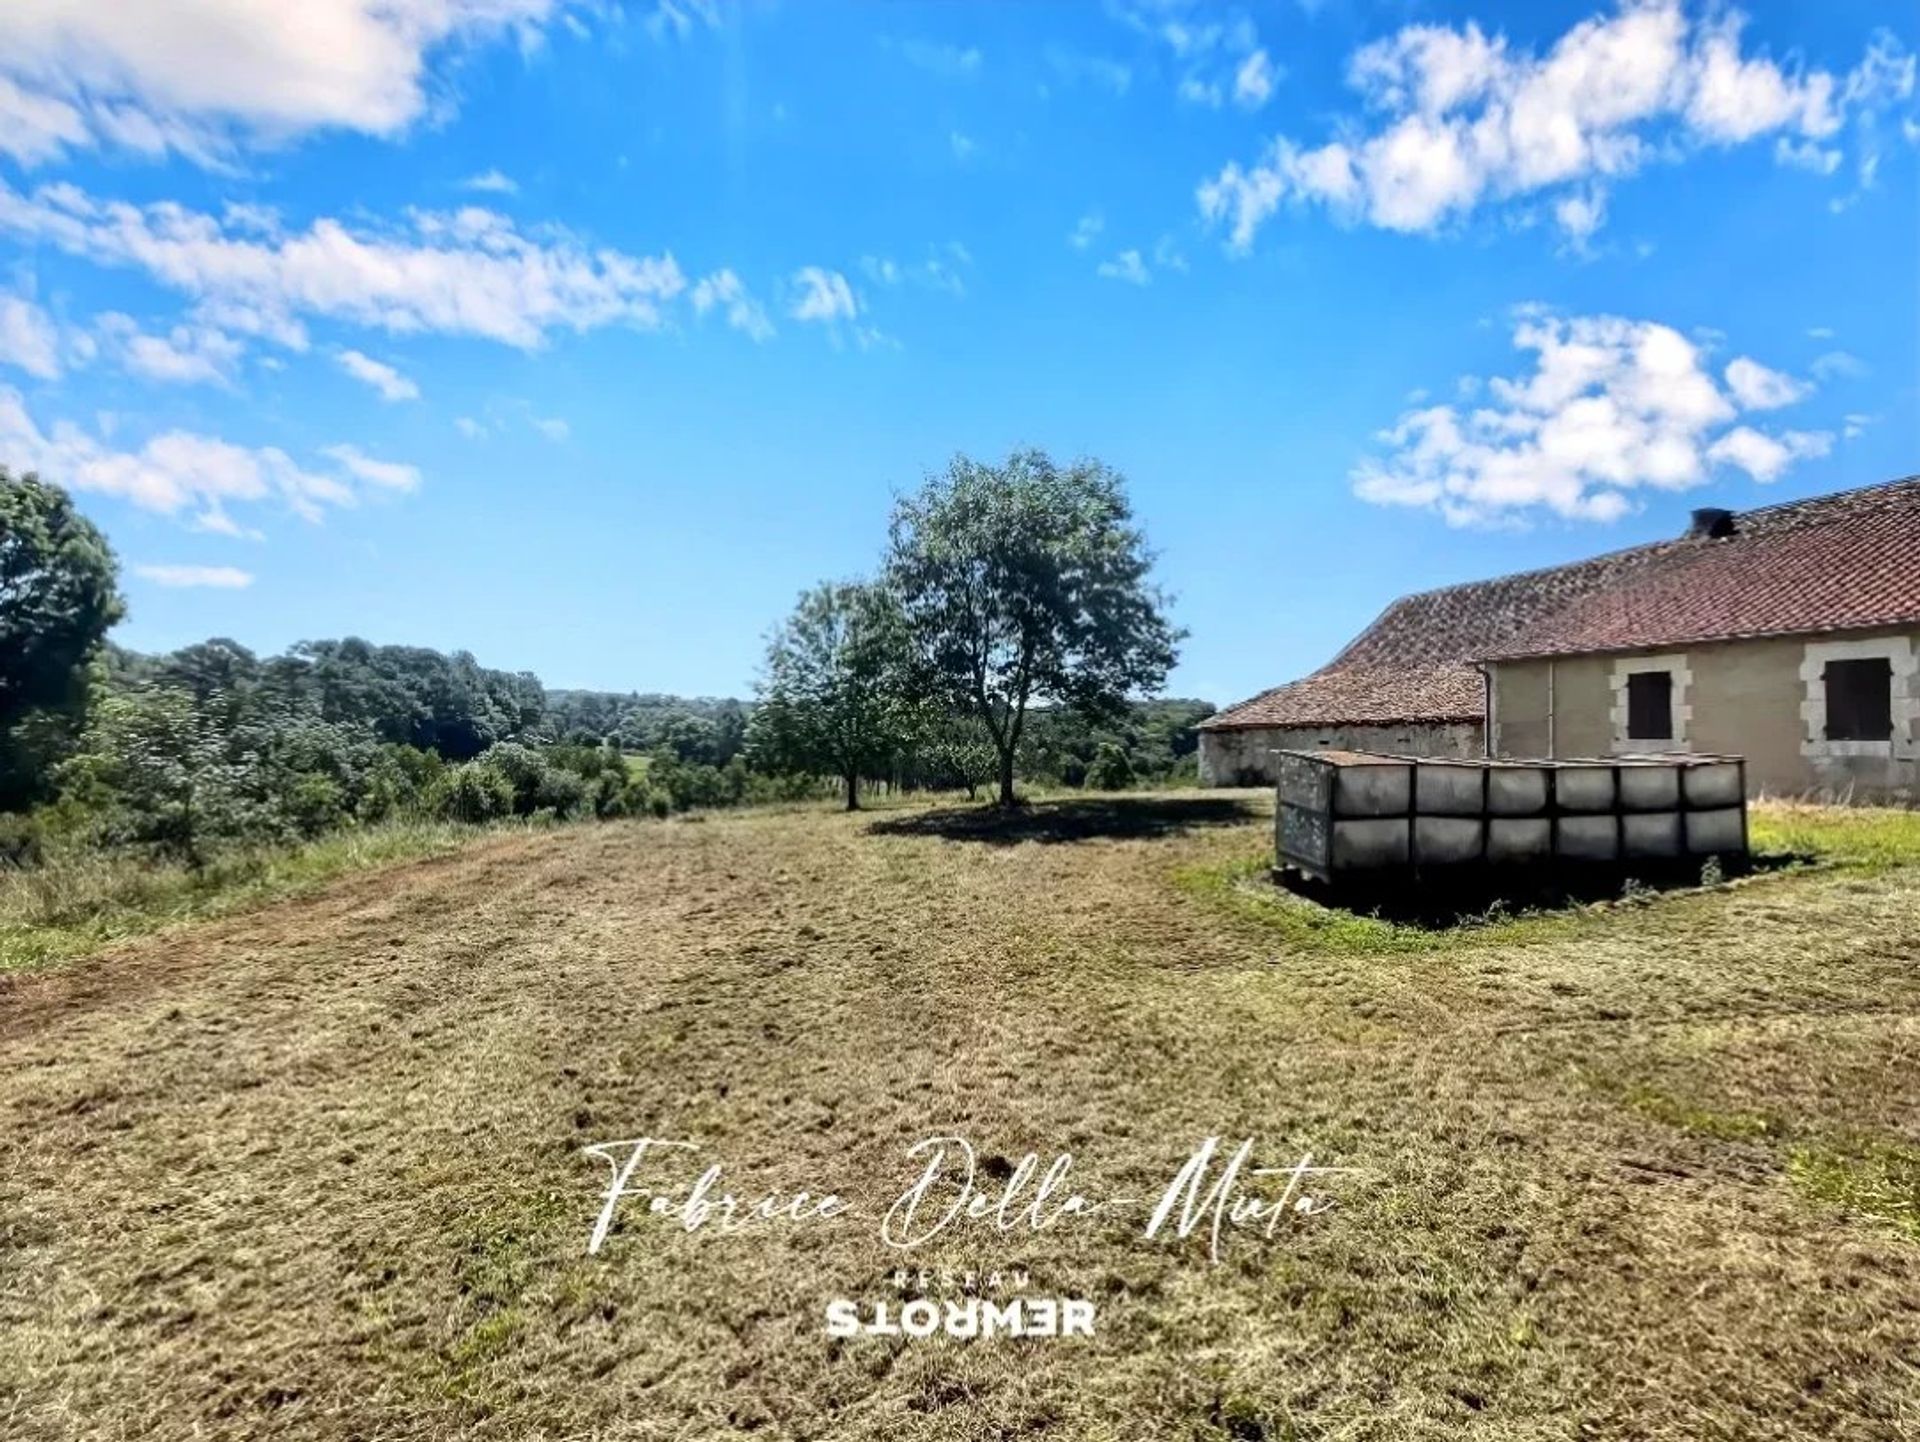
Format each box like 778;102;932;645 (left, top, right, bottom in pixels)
0;451;1198;869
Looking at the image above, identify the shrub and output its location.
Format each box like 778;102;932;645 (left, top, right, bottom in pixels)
283;772;349;839
436;761;515;823
534;766;587;818
0;811;45;869
1088;740;1135;791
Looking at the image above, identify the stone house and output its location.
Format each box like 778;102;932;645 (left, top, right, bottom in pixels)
1200;475;1920;801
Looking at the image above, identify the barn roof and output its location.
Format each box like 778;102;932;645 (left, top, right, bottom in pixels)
1202;474;1920;733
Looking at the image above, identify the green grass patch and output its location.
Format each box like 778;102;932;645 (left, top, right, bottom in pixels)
1749;802;1920;872
1170;855;1576;955
1601;1073;1918;1242
1619;1082;1786;1143
0;818;484;973
1788;1138;1920;1242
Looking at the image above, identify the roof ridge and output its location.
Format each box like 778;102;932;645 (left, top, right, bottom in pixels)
1371;474;1920;608
1735;471;1920;525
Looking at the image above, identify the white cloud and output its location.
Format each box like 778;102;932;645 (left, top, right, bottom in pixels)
0;293;62;379
1352;311;1830;526
1723;355;1807;410
1114;3;1270;110
1553;186;1609;248
336;348;421;401
1199;3;1915;249
1704;425;1831;482
134;563;254;589
643;1;720;43
949;129;979;162
321;442;422;491
0;385;367;526
459;168;519;195
0;179;688;350
1234;49;1277;109
1068;212;1105;250
788;267;859;324
1810;349;1868;381
1096;249;1151;286
690;268;774;341
1178;77;1224;109
857;245;969;298
460;168;522;195
0;0;566;167
96;315;243;386
450;397;579;443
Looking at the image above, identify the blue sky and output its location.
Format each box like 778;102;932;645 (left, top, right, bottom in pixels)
1;1;1915;705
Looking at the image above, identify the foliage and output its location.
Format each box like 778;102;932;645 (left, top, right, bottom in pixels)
0;471;126;810
545;691;749;764
747;581;923;810
886;450;1182;806
1017;697;1214;787
1086;740;1135;790
63;685;262;867
912;715;1000;799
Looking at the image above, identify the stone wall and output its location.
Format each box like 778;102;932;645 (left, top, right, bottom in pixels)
1488;627;1920;802
1197;721;1485;787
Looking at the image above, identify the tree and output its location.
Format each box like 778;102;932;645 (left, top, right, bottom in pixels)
64;685;257;867
747;581;920;810
885;450;1181;807
1087;740;1135;791
0;470;125;809
921;716;998;799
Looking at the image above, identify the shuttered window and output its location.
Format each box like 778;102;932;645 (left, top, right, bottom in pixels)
1625;671;1673;741
1824;658;1894;741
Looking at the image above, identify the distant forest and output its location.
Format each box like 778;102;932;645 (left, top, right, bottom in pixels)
4;618;1212;868
3;455;1206;873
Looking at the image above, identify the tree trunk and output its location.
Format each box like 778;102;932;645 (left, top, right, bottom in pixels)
995;744;1017;808
844;771;860;811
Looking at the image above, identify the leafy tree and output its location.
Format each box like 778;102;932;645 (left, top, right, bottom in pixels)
920;716;998;799
435;759;516;823
0;470;125;809
1087;740;1135;791
886;450;1182;807
64;686;257;866
747;581;921;810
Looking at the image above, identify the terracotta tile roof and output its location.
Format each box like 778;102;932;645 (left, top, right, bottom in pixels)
1202;665;1487;729
1203;475;1920;732
1480;477;1920;659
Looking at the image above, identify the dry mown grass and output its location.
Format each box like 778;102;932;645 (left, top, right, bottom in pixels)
2;793;1918;1441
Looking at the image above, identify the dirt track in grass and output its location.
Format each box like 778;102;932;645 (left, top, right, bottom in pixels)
3;794;1918;1440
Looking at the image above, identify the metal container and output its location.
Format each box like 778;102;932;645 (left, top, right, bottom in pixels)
1275;749;1748;884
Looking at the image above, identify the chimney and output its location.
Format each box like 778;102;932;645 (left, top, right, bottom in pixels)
1686;507;1736;540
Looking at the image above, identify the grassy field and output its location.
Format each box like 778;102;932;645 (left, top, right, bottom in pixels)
2;792;1918;1440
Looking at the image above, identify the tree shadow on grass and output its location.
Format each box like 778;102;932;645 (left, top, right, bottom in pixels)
867;795;1261;846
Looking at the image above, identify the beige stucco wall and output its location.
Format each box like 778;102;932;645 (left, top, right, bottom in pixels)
1489;628;1920;801
1198;720;1483;786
